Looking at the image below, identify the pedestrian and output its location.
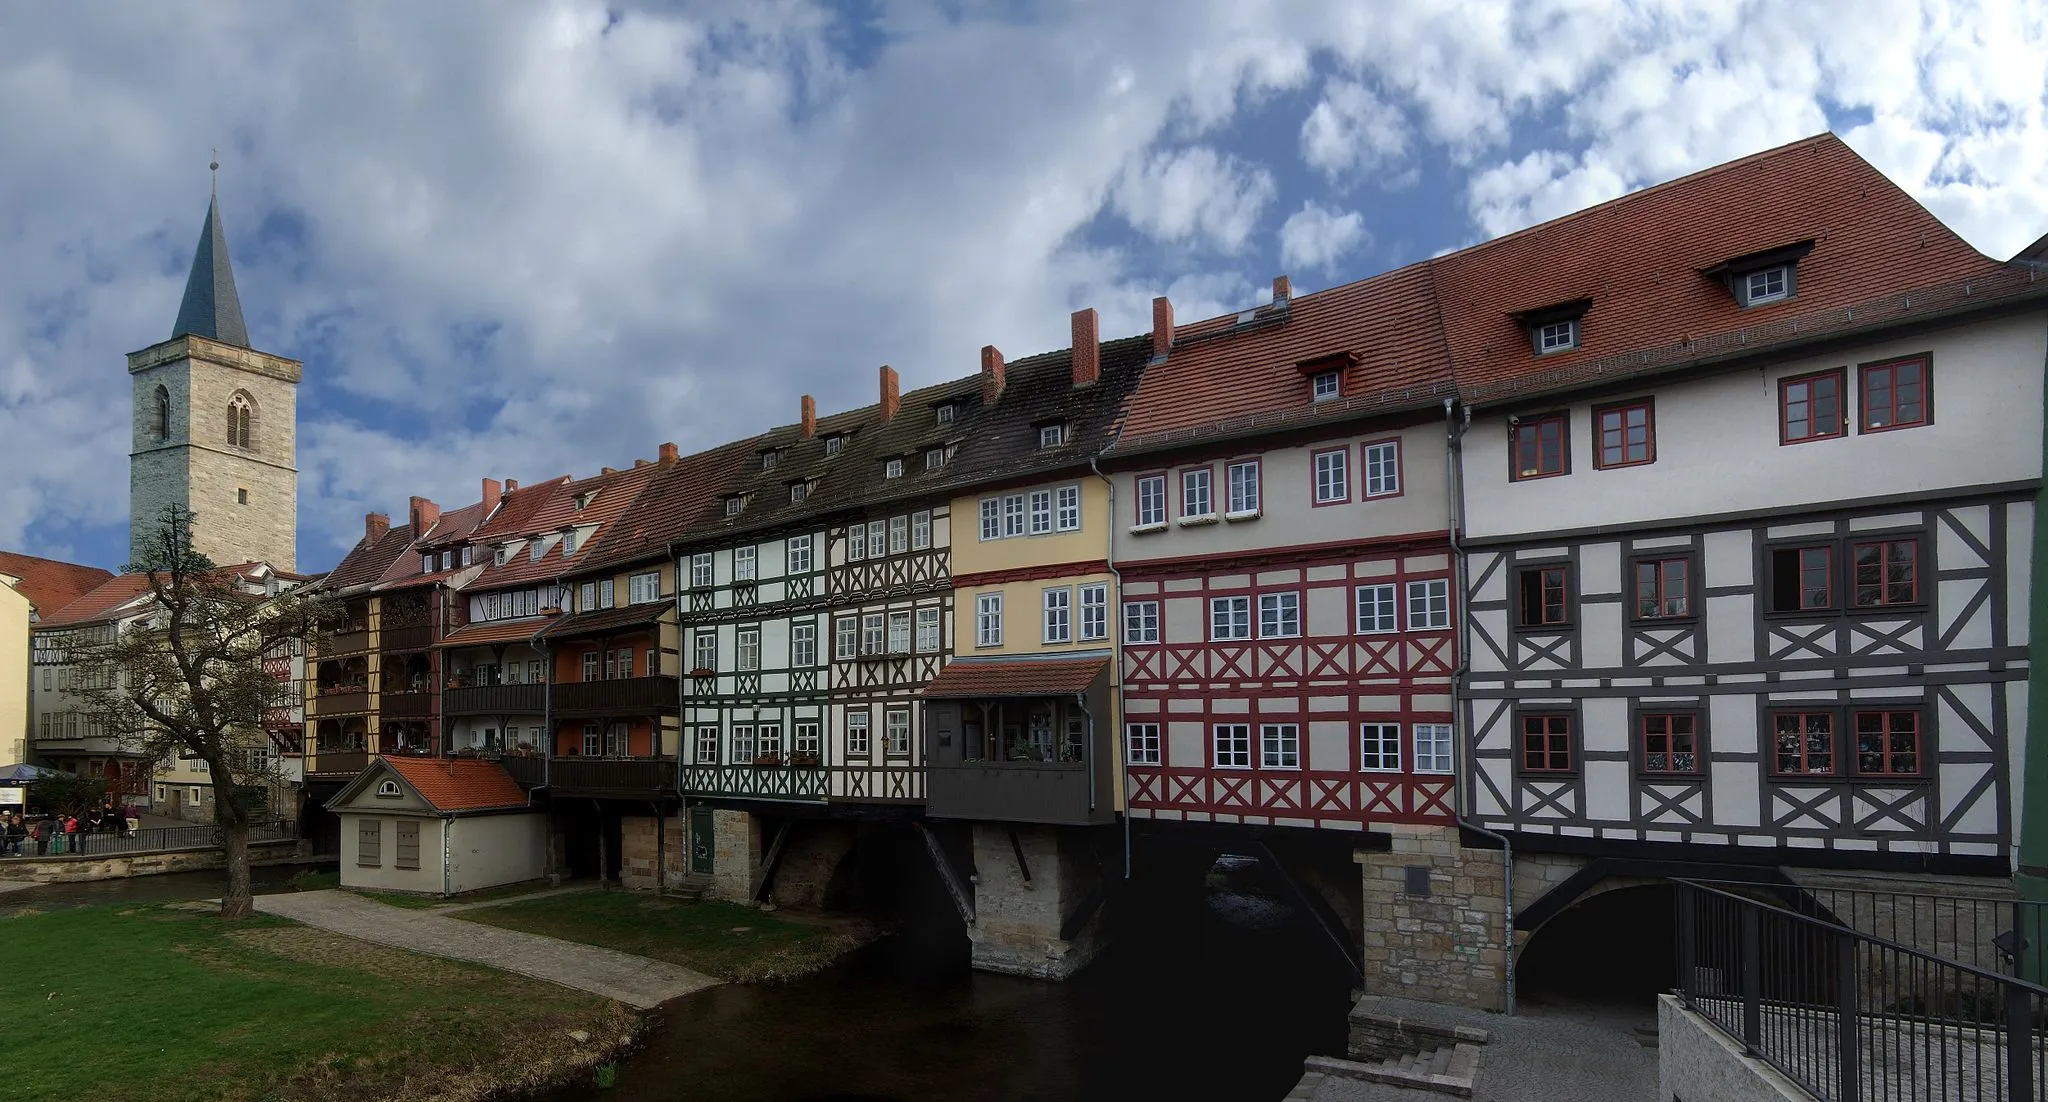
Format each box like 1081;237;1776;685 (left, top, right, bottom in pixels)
3;813;23;857
124;803;140;838
30;818;46;855
64;813;80;855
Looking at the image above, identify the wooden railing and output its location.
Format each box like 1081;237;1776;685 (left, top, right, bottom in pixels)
307;689;370;717
309;750;369;777
379;622;433;653
444;684;545;716
322;628;371;656
549;757;677;797
381;689;433;717
500;755;547;789
552;676;680;716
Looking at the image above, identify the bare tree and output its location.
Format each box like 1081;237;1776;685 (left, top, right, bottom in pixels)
71;504;335;917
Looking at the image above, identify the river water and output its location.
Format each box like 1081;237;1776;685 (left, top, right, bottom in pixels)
0;865;317;917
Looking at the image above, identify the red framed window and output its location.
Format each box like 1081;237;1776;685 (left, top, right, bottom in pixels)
1516;565;1570;628
1780;369;1845;444
1859;356;1930;432
1771;712;1835;775
1854;710;1921;776
1634;557;1691;619
1512;413;1569;480
1641;714;1698;774
1767;545;1833;612
1519;715;1573;773
1851;538;1918;608
1594;399;1654;468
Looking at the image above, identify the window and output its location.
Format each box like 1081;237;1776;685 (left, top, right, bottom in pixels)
1642;714;1698;774
1123;601;1158;644
889;516;909;554
690;553;713;588
1780;369;1845;444
1226;461;1260;514
726;496;744;516
153;385;170;441
980;498;1001;541
1126;723;1161;766
1634;558;1691;619
1413;724;1453;774
227;391;253;449
1852;538;1918;607
1595;400;1654;469
912;512;931;549
612;648;633;679
1533;318;1578;354
861;613;885;656
628;572;661;605
789;482;808;504
847;524;867;561
442;550;454;571
1042;587;1071;644
1182;468;1213;517
1359;723;1401;772
695;726;718;765
1516;565;1570;628
736;627;761;672
357;820;382;867
884;458;903;479
1056;485;1081;531
730;724;756;763
600;578;615;607
733;545;757;582
1210;595;1251;641
885;709;911;756
835;617;857;660
1039;424;1064;448
1213;724;1252;768
395;820;421;870
1519;714;1573;772
1361;440;1400;498
1512;413;1569;479
527;540;543;563
846;711;871;757
1769;545;1834;612
1744;265;1790;305
792;622;817;667
646;649;660;677
1002;494;1026;537
794;721;822;758
976;593;1003;646
1261;724;1300;769
1406;579;1450;630
824;435;843;457
1355;584;1397;633
1312;449;1349;504
1772;712;1834;775
1855;709;1921;776
1136;475;1167;526
1258;592;1300;638
936;403;955;425
1860;357;1930;432
757;724;783;759
1029;490;1053;534
1078;584;1108;641
237;487;249;505
581;652;599;681
867;521;887;559
916;607;941;652
926;448;946;471
887;611;911;654
1311;370;1341;401
787;534;813;574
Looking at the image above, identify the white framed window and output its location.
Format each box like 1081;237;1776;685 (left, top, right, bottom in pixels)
1002;494;1026;538
887;611;912;654
1136;475;1166;526
1182;468;1213;517
1414;723;1454;774
1363;440;1401;498
1258;592;1300;638
730;724;756;763
861;612;885;656
529;541;544;563
794;721;821;757
1056;485;1081;531
915;607;940;652
1029;490;1053;535
1126;723;1161;766
787;534;813;574
695;726;718;764
835;617;857;660
846;710;871;756
926;448;946;471
1535;318;1579;354
979;498;1001;541
1406;579;1450;630
1261;723;1300;769
885;708;911;756
580;581;596;610
726;496;744;516
628;571;661;605
1744;265;1789;305
1039;424;1064;448
493;546;509;567
867;520;886;559
824;435;843;457
1213;724;1252;768
912;511;932;549
762;449;780;471
789;482;808;504
1314;449;1349;503
600;578;615;608
1360;723;1402;772
692;630;716;671
757;723;782;759
792;622;817;667
976;593;1003;647
734;545;757;581
936;403;955;425
690;553;713;589
847;525;867;561
1312;371;1341;401
885;458;904;479
1078;583;1108;641
1227;461;1260;514
646;649;659;677
583;722;608;757
1210;595;1251;641
889;516;909;554
1123;601;1159;644
736;627;761;672
1042;587;1072;644
1355;584;1397;633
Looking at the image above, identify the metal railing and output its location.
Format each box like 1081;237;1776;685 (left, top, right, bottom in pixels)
1793;884;2048;980
2;818;296;859
1676;880;2048;1101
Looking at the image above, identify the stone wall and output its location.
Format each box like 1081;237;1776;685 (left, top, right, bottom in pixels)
708;809;761;903
1657;994;1810;1101
968;823;1107;980
1785;868;2019;970
1356;825;1510;1010
767;820;859;909
4;838;304;883
617;813;683;891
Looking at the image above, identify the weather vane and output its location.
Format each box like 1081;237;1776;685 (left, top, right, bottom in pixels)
210;148;219;194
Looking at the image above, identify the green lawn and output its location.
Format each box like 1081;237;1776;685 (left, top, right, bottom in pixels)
3;904;632;1102
456;891;865;982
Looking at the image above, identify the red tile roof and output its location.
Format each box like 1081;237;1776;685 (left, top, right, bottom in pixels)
440;618;554;648
534;603;663;641
38;574;154;627
0;552;114;619
380;756;529;811
575;438;762;573
921;656;1109;698
463;464;662;591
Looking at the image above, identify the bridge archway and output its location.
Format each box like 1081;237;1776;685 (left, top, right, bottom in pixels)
1516;881;1676;1010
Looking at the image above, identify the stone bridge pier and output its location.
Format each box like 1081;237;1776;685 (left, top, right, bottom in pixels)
965;822;1116;980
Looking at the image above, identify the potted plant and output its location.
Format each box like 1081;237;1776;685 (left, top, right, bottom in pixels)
752;752;783;767
689;667;716;678
789;751;821;767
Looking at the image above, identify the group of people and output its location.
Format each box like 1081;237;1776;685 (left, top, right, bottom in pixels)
0;804;140;857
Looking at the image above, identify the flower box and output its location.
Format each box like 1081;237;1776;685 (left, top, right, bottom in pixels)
752;753;783;767
789;752;821;767
689;667;717;678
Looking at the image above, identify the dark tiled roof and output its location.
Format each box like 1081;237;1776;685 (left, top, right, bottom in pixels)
171;195;250;348
921;655;1109;698
440;618;554;647
946;335;1149;490
322;522;417;593
468;476;573;541
0;552;114;618
574;437;763;571
378;757;528;811
535;603;663;641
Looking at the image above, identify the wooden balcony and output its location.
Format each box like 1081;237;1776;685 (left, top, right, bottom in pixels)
444;683;546;717
552;676;679;717
309;750;369;778
549;757;676;798
322;628;371;657
307;689;370;717
682;763;827;801
380;622;434;653
500;755;547;789
382;689;434;718
926;761;1111;826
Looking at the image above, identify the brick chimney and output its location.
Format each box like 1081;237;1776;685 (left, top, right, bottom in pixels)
480;478;501;514
409;496;440;538
801;395;817;439
1272;275;1292;305
658;442;679;463
981;344;1006;407
364;512;390;545
633;458;650;468
505;479;519;491
1152;296;1174;359
601;466;617;476
1071;307;1099;387
879;365;900;422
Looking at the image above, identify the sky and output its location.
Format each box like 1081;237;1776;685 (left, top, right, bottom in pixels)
3;0;2046;574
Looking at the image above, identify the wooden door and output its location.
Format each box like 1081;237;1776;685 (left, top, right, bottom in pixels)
689;807;714;874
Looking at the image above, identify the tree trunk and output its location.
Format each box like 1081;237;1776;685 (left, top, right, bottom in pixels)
217;780;254;919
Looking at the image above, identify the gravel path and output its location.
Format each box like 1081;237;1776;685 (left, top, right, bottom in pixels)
1302;995;1660;1102
255;889;719;1009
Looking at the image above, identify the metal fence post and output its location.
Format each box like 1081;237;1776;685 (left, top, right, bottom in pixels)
2009;980;2034;1102
1742;904;1762;1053
1677;882;1697;1007
1837;933;1859;1102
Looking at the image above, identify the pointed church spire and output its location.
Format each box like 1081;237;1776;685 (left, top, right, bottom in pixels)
171;181;250;348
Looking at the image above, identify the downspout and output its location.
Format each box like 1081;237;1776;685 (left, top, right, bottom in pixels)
1090;455;1132;879
442;813;452;897
1445;395;1516;1015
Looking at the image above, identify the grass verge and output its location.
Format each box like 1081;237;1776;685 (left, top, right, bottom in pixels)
6;903;638;1102
351;879;559;910
457;891;870;982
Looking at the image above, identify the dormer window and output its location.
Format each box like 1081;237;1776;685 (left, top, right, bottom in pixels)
1514;299;1591;357
439;550;453;571
884;458;904;479
925;447;947;471
1311;371;1341;401
1705;240;1812;309
493;546;510;567
725;495;746;516
936;403;955;425
529;540;545;562
1534;319;1578;354
574;491;596;511
562;529;579;555
423;554;434;573
789;481;808;504
1039;424;1065;449
461;545;474;566
824;435;843;457
1744;266;1790;305
761;449;780;471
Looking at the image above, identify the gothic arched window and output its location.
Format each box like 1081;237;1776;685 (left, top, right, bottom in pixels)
153;385;170;441
227;391;254;451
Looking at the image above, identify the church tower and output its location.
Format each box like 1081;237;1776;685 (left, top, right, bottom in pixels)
128;190;300;571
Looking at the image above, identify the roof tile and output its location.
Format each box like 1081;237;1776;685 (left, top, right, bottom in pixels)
379;757;529;811
0;552;115;618
921;655;1109;698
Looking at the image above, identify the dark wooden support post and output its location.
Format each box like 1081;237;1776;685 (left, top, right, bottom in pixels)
751;820;792;903
914;822;975;925
1006;824;1033;889
1251;841;1362;985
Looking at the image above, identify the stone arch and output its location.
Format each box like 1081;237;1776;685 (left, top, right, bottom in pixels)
153;384;171;441
1516;880;1678;1002
227;389;255;451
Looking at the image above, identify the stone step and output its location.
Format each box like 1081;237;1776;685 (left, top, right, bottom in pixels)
1304;1043;1480;1098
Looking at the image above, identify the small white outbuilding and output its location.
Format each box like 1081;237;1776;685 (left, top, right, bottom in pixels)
328;756;544;896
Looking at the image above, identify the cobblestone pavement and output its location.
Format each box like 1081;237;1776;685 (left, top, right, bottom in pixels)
255;889;719;1008
1301;995;1660;1102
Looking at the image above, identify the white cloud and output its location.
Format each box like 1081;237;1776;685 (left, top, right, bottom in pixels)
1300;79;1411;184
1110;146;1276;254
1278;202;1368;275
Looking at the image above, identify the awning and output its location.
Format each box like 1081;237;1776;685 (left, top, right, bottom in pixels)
441;618;553;647
920;656;1109;699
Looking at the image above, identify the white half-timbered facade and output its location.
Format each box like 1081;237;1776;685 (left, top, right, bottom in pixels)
826;502;952;805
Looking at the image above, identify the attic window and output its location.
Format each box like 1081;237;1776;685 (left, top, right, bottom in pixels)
529;540;544;562
1744;266;1790;305
761;449;780;471
563;529;579;555
725;495;746;516
790;481;809;504
1312;371;1341;402
440;550;454;571
1514;300;1590;357
936;403;955;425
925;447;948;471
1704;240;1813;308
493;546;509;567
1039;424;1066;449
423;554;434;573
376;780;401;799
824;435;843;457
461;546;474;566
884;458;904;479
575;491;596;511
